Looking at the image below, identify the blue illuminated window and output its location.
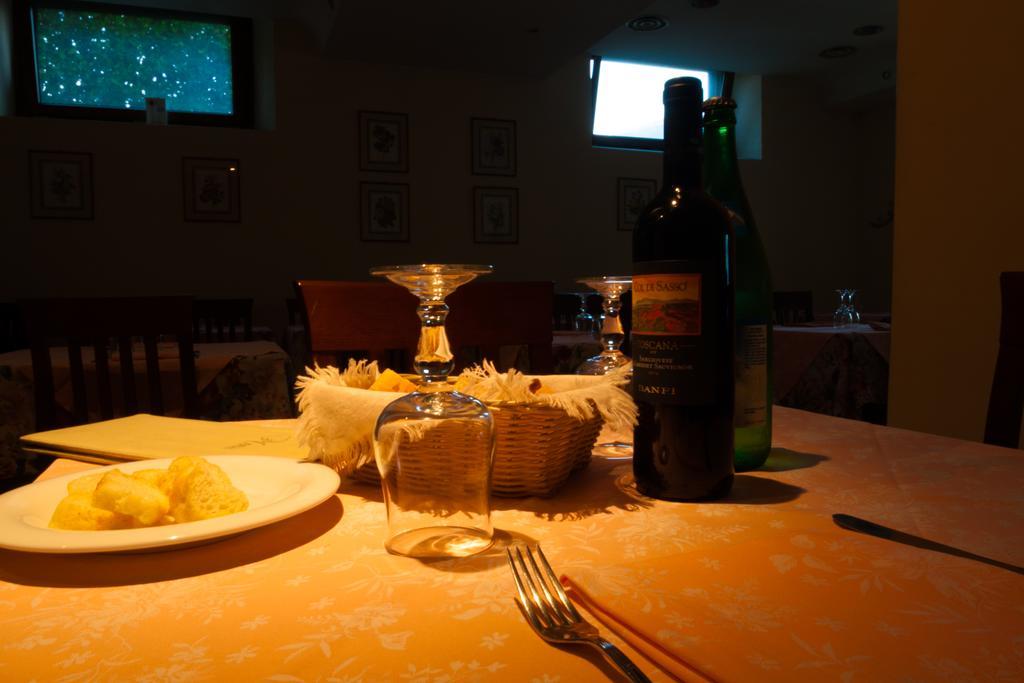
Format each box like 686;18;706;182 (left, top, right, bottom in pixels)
18;2;253;126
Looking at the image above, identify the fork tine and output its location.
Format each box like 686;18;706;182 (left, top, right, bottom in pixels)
525;546;573;625
507;549;548;634
535;545;584;622
509;546;555;629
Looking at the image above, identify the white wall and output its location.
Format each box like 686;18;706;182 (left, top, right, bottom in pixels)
0;18;893;334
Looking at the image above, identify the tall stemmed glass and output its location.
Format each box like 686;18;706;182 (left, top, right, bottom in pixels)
369;264;496;559
576;276;633;459
576;276;632;375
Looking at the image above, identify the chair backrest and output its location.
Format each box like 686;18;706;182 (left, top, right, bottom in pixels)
773;290;814;325
295;280;555;374
20;297;199;430
192;298;254;342
984;272;1024;448
447;281;554;373
0;302;25;353
285;297;303;327
294;280;420;370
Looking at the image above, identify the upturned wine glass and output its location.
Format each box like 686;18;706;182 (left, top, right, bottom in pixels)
575;276;632;375
369;264;496;558
576;275;633;459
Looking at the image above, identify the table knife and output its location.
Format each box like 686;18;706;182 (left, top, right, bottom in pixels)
832;513;1024;576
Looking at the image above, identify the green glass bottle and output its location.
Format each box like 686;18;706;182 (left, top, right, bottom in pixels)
702;97;773;471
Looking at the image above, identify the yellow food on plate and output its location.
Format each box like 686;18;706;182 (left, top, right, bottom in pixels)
368;368;418;393
168;457;249;523
49;457;249;531
92;469;171;526
49;493;135;531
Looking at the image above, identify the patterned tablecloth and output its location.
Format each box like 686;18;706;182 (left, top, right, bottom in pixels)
1;407;1021;682
0;341;295;490
774;324;891;424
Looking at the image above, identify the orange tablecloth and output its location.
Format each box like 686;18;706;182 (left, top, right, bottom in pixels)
1;407;1022;681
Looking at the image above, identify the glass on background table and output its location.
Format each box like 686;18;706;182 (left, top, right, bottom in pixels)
369;264;496;559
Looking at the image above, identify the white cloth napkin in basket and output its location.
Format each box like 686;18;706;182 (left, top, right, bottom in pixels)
294;360;637;476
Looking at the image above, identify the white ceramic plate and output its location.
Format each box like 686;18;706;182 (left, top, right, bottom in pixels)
0;456;340;554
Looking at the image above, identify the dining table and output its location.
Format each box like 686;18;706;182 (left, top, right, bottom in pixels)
773;322;891;423
0;341;296;490
1;406;1021;682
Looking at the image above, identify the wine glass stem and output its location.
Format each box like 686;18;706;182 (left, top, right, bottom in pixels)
600;295;624;354
414;301;453;383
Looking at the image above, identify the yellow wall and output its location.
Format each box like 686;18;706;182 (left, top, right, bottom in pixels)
889;0;1024;441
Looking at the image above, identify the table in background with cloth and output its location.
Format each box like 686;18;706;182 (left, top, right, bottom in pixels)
1;407;1021;682
773;322;891;423
0;341;295;488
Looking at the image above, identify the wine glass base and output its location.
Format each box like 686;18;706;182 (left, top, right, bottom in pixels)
593;441;633;460
384;525;493;558
576;353;631;376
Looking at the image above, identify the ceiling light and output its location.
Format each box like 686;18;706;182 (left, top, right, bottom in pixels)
853;25;885;36
628;16;668;32
819;45;857;59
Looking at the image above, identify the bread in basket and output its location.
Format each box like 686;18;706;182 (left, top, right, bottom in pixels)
294;360;636;497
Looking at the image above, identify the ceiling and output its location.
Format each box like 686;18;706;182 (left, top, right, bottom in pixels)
86;1;898;100
593;0;896;77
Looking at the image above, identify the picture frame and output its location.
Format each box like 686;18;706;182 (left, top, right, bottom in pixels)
29;150;94;220
182;157;241;222
359;111;409;173
473;186;518;244
360;182;410;242
617;177;657;231
471;118;517;176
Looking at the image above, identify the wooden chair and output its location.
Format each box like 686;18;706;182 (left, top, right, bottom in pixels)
447;281;554;373
984;272;1024;448
294;280;419;370
192;298;254;342
0;302;25;353
20;297;199;431
295;280;555;374
773;290;814;325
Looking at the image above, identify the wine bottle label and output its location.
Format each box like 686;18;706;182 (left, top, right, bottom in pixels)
631;266;718;405
735;324;768;427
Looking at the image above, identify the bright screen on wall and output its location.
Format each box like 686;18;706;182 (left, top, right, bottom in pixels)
19;1;253;126
591;57;711;151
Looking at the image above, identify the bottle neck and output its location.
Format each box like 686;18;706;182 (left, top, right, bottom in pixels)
662;98;703;191
702;107;742;198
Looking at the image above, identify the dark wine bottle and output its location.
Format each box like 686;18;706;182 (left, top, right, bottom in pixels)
703;96;774;472
631;77;735;501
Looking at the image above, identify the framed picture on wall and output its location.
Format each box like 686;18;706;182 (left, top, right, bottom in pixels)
617;177;657;231
471;118;517;176
473;186;518;244
361;182;409;242
29;150;94;219
359;111;409;172
182;157;241;222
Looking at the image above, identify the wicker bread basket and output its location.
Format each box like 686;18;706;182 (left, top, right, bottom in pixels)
354;400;603;497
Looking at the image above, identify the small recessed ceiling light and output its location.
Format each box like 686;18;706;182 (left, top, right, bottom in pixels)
690;0;720;7
853;25;884;36
628;15;668;32
819;45;857;59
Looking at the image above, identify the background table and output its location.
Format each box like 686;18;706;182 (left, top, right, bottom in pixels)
1;407;1020;682
0;341;295;490
774;323;890;423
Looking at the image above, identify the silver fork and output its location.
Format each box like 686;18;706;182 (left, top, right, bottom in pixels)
506;544;652;683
